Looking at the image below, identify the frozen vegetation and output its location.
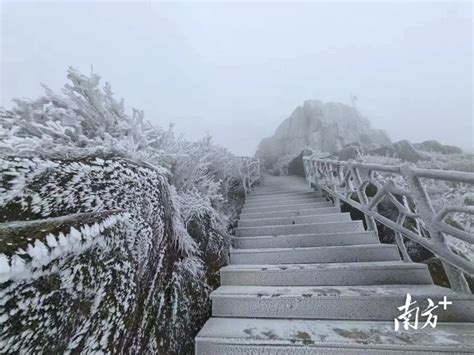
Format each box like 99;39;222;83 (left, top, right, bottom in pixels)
0;68;245;353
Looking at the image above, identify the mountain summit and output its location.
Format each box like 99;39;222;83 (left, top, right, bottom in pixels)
255;100;390;168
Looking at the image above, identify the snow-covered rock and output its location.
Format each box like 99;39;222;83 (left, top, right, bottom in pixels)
415;140;464;155
368;140;429;163
338;144;363;161
0;156;226;354
255;100;390;168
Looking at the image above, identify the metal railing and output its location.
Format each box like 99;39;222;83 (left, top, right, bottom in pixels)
237;156;260;195
303;156;474;293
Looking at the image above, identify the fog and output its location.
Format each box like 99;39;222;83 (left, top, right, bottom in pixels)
1;1;472;155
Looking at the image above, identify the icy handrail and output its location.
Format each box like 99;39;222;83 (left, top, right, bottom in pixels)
237;156;260;195
303;156;474;293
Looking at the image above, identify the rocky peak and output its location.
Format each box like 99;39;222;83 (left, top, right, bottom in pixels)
255;100;390;168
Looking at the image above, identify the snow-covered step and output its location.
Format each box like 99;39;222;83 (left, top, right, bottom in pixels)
238;212;351;227
231;231;378;249
195;318;474;354
250;188;314;196
244;197;327;208
246;191;323;203
246;192;324;202
240;206;338;220
253;182;308;189
254;180;307;188
229;244;400;264
196;174;474;354
211;285;474;321
220;261;433;286
235;221;365;237
242;201;333;214
256;179;306;186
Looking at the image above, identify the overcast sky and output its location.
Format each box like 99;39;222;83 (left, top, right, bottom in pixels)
1;1;472;155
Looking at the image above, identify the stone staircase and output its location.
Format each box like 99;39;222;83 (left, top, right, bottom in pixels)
195;175;474;354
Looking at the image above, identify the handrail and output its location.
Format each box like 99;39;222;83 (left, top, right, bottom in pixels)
237;156;260;195
303;156;474;293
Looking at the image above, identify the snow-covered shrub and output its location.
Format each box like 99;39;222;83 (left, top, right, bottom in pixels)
168;137;242;296
0;68;245;353
0;67;243;226
1;69;162;164
171;136;241;227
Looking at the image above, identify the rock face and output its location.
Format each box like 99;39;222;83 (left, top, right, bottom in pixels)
0;156;227;354
255;100;390;168
287;149;313;177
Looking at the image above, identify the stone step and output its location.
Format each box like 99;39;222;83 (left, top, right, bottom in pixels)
242;201;333;214
195;318;474;354
220;261;433;286
195;174;474;354
231;231;379;249
250;188;313;196
256;180;307;186
211;285;474;321
238;212;351;227
254;181;308;186
255;180;307;188
229;244;400;264
246;191;323;203
244;197;327;208
235;221;365;237
240;206;339;220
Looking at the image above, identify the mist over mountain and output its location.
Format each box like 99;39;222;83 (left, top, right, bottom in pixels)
255;100;390;168
255;99;471;175
0;1;473;353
